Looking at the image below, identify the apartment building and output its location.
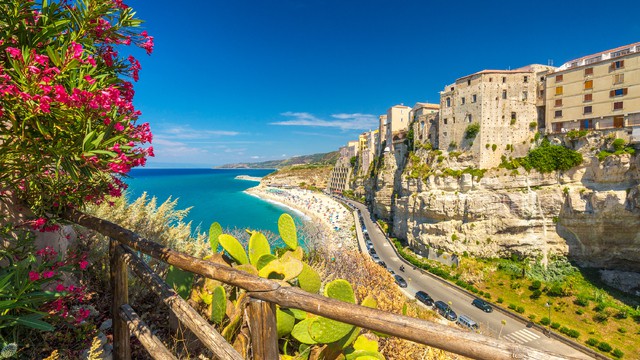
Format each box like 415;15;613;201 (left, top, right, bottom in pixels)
377;115;388;153
360;130;379;175
385;104;412;152
410;102;440;147
440;64;554;168
545;43;640;133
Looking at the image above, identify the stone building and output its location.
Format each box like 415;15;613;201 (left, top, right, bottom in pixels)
545;42;640;133
385;105;412;152
377;115;388;154
439;64;554;168
410;102;440;147
360;130;379;176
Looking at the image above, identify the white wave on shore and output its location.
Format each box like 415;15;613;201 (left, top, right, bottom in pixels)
244;189;311;221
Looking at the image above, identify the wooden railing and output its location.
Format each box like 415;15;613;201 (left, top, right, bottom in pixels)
64;209;578;360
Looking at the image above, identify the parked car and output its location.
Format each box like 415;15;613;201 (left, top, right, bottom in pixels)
434;301;457;321
371;253;380;261
368;248;377;256
415;291;434;307
365;240;374;250
394;275;407;288
375;260;386;268
472;298;493;313
456;315;479;331
388;269;395;276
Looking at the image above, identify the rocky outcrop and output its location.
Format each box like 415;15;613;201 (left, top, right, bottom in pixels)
378;132;640;272
262;165;332;189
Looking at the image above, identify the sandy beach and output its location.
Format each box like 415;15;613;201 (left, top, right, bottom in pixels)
244;185;357;251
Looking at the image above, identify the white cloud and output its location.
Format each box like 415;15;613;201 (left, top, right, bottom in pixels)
271;112;377;130
159;125;240;139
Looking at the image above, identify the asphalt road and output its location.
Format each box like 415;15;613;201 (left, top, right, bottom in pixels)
343;198;594;360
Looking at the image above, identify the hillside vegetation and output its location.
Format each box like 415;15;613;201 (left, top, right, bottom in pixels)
218;151;339;169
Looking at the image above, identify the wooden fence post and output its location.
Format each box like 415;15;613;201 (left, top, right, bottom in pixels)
248;298;279;360
110;239;131;360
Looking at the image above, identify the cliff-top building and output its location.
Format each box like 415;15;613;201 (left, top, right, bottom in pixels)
545;42;640;133
410;102;440;147
440;64;555;168
384;104;412;152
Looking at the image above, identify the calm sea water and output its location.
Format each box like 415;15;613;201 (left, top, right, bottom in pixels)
124;168;302;236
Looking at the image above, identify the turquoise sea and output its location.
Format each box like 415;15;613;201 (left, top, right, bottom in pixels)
124;168;303;236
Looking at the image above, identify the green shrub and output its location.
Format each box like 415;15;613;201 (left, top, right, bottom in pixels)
574;295;589;307
492;144;497;151
497;297;504;304
508;304;517;310
483;292;491;299
576;309;584;315
521;139;583;173
612;138;626;151
566;329;580;338
551;322;560;329
465;123;480;139
547;283;566;297
566;129;588;140
585;338;599;347
617;327;627;334
530;280;542;290
531;289;542;299
516;306;525;314
529;121;537;129
597;342;612;352
612;349;624;358
540;317;550;326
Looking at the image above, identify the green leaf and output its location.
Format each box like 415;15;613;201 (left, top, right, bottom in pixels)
82;130;96;151
278;213;298;250
255;254;277;270
276;308;296;338
309;317;354;344
209;222;222;252
165;265;193;299
248;231;271;266
210;286;226;325
291;318;317;344
218;234;249;265
298;263;321;294
324;279;356;304
16;314;54;331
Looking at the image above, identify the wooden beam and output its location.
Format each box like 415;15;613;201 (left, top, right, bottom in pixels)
110;239;131;360
119;304;177;360
247;298;279;360
118;245;243;360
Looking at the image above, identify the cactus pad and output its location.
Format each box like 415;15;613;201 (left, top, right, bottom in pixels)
165;265;193;300
276;308;296;338
248;231;271;266
298;263;322;293
353;335;379;352
324;279;356;303
255;253;277;270
258;258;303;281
291;318;317;344
210;286;226;325
218;234;249;265
290;308;307;320
309;317;355;344
234;263;259;276
361;295;377;309
208;222;222;252
278;213;298;250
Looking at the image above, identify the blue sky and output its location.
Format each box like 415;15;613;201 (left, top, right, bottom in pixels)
129;0;640;168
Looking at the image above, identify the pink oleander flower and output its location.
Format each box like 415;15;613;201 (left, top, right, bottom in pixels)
28;271;40;281
5;47;21;58
79;260;88;270
42;270;55;279
56;283;65;292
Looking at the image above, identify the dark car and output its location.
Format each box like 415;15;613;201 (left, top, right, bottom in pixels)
371;253;380;261
394;275;408;288
434;300;457;321
415;291;434;307
368;248;377;256
472;298;493;313
365;240;374;250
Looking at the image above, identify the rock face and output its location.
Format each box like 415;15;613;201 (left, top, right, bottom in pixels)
368;133;640;272
262;165;332;189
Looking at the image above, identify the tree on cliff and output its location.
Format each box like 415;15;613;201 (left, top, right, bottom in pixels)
0;0;154;219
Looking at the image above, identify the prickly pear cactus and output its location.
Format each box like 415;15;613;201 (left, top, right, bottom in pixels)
278;213;298;250
218;234;249;265
248;231;271;266
209;222;222;252
298;263;321;293
291;318;318;345
258;258;303;281
324;279;356;304
276;307;296;338
344;335;385;360
210;286;226;325
255;253;277;270
165;265;193;299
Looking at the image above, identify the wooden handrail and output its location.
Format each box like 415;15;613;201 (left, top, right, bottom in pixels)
65;208;577;360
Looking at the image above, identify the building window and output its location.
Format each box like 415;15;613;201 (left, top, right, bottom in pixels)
521;91;528;101
472;94;477;103
443;118;448;125
467;79;471;86
446;97;451;107
584;80;593;90
502;77;506;83
461;97;466;105
584;67;593;76
555;74;563;82
489;77;493;82
613;102;623;110
553;122;563;132
611;60;625;70
584;94;592;102
450;87;454;91
613;73;625;84
554;110;562;118
555;86;563;95
555;99;563;107
580;119;593;130
524;76;528;83
511;112;516;122
610;88;628;97
584;106;592;114
502;90;507;99
468;114;473;123
614;116;624;128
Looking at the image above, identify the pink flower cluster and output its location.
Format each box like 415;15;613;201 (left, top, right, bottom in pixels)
31;218;60;232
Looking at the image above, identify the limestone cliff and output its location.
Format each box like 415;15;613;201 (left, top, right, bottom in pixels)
368;132;640;272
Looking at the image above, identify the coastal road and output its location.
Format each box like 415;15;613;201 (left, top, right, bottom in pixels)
343;198;594;360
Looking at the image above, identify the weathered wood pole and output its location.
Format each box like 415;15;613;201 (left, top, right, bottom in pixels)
248;298;279;360
110;238;131;360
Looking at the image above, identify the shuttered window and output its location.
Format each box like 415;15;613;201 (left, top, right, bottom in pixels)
584;80;593;90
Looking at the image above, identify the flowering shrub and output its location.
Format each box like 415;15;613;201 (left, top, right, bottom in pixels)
0;0;153;217
0;225;91;351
